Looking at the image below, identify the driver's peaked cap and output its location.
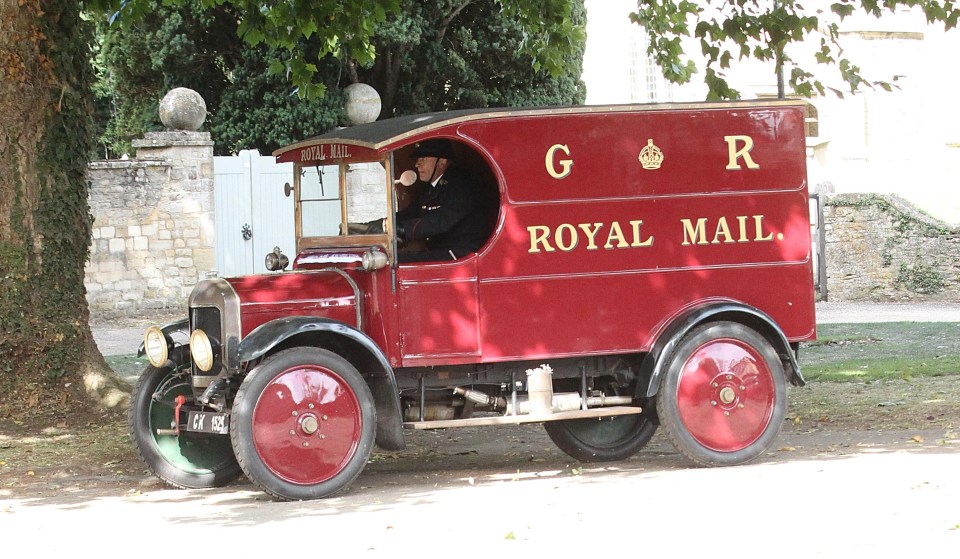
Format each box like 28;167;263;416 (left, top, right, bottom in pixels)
409;139;456;160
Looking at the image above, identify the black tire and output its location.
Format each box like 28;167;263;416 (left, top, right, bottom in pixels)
128;346;242;488
230;347;376;501
545;376;656;462
656;321;787;467
545;413;657;462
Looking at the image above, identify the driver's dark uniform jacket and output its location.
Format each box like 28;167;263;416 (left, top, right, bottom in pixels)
395;166;491;262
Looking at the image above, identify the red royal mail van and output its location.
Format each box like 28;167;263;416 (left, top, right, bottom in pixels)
131;101;817;501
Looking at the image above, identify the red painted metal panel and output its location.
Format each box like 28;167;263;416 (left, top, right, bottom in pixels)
463;104;814;361
456;106;806;202
227;272;359;335
396;256;480;365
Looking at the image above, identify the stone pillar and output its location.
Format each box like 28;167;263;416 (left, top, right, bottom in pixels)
133;131;217;286
85;89;216;319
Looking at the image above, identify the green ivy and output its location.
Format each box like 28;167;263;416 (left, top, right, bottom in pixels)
826;195;954;238
895;262;946;295
0;0;96;397
827;195;955;295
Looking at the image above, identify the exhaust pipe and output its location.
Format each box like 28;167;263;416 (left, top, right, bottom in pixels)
452;363;633;417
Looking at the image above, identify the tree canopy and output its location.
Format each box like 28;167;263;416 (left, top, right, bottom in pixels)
102;0;585;99
96;0;586;156
97;0;960;104
632;0;960;100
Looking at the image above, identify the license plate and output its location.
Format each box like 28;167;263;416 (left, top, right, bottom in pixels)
185;411;230;435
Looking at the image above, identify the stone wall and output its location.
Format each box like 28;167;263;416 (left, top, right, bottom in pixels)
824;193;960;302
85;131;216;319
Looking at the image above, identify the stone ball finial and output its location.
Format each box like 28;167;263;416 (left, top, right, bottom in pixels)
159;88;207;131
344;83;382;125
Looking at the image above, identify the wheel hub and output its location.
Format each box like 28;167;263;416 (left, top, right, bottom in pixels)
298;414;320;435
711;373;746;412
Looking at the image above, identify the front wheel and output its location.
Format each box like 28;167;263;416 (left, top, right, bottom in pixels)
230;347;376;501
656;321;787;467
128;346;242;488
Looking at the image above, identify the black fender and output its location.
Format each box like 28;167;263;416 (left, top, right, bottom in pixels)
237;316;405;451
637;302;805;400
136;318;189;357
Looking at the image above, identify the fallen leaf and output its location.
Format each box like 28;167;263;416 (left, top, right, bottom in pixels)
571;467;583;476
793;416;802;425
911;435;924;443
26;471;35;476
779;446;796;452
504;532;516;540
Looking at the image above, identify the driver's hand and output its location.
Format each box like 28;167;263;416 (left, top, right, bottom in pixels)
346;218;385;235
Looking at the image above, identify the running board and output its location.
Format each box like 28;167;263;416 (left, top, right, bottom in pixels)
403;406;643;430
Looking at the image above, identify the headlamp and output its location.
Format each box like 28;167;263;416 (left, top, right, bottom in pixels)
190;329;215;372
143;326;169;368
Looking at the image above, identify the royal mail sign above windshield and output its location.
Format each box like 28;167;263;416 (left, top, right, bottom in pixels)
277;142;379;164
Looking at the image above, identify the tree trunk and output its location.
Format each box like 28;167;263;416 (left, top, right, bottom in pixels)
0;0;128;418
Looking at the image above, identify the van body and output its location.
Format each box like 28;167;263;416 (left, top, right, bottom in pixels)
131;101;816;500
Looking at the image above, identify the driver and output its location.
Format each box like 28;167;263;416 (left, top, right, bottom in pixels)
395;139;491;263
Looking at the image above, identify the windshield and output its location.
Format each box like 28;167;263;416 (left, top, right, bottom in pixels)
297;160;391;244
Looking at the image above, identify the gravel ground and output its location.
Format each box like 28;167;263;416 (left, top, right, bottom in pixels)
815;301;960;324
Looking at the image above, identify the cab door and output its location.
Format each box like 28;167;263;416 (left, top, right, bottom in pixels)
396;256;481;366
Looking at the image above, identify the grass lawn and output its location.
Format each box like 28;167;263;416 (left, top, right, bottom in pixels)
801;322;960;382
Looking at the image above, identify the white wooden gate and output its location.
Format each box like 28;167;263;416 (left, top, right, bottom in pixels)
214;150;295;277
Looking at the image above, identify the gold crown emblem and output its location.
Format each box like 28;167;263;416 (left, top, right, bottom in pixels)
638;139;664;170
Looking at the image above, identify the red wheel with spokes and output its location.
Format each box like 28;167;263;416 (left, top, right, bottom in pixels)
656;321;786;466
231;348;376;500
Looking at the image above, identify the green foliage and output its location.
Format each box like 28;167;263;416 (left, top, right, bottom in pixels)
94;0;586;153
631;0;960;99
95;2;239;156
895;262;946;294
368;0;586;116
211;47;346;154
93;0;581;100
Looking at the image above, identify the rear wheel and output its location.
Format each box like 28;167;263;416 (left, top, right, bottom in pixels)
230;347;376;501
656;321;786;466
128;346;241;488
545;378;657;462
